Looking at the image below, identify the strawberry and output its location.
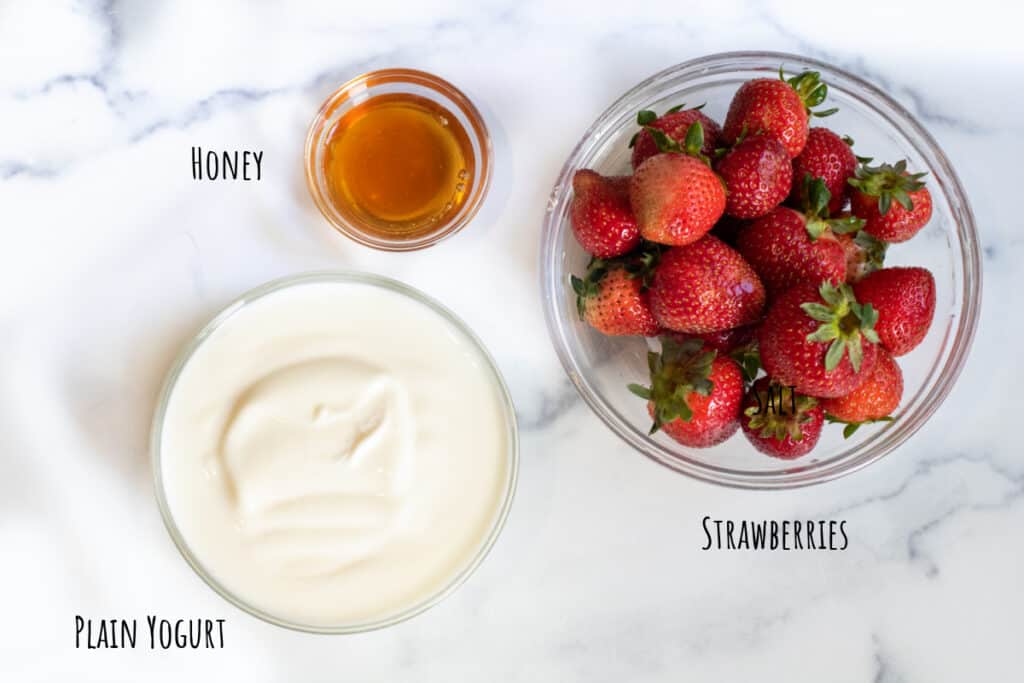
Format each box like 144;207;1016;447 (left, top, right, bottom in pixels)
758;281;880;398
629;123;726;246
630;107;721;170
715;135;793;219
835;229;887;283
723;69;838;158
741;378;824;459
789;128;857;213
852;267;935;356
628;338;743;448
648;235;765;334
735;178;863;299
820;347;902;437
570;170;640;258
848;160;932;242
571;262;660;337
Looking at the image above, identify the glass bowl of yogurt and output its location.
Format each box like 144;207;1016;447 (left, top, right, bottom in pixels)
540;51;981;489
152;272;518;633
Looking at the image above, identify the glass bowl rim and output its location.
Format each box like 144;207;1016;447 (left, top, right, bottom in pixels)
540;50;982;490
150;270;520;633
303;68;494;252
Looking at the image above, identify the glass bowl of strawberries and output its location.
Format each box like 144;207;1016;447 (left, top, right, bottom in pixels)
540;51;981;488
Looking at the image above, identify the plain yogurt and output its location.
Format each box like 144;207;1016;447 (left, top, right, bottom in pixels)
157;275;515;628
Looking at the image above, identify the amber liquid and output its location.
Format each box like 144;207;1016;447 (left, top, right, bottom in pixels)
322;93;474;238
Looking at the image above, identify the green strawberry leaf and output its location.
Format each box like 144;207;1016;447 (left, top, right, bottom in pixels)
878;190;892;216
893;188;914;211
731;344;762;384
827;413;896;439
803;283;880;374
637;110;657;126
824;337;845;371
692;377;713;396
627;383;652;400
800;176;843;240
683;121;705;156
645;126;683;154
805;218;828;240
859;302;879;330
570;259;614;320
851;159;928;215
828;216;865;234
853;231;889;274
819;282;846;308
673;399;694;424
847;333;863;373
783;67;838;116
570;275;587;319
801;303;835;323
632;337;720;434
807;323;839;344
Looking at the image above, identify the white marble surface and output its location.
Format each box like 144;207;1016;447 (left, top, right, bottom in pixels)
2;0;1022;680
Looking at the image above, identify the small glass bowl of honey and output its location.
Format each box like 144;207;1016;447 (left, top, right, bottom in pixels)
305;69;492;251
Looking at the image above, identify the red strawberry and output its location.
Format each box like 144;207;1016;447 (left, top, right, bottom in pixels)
630;122;726;246
835;229;887;283
848;160;932;242
715;135;793;219
629;338;744;448
648;235;765;334
570;170;640;258
790;128;857;213
741;378;824;459
723;69;837;158
758;282;880;398
735;178;862;299
630;107;721;170
571;263;660;337
821;347;903;437
852;267;935;356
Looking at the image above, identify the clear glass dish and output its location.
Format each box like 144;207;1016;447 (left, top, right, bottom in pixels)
540;51;981;489
304;69;492;251
151;271;519;632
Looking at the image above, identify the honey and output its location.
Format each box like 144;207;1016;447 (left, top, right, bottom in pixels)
321;93;475;239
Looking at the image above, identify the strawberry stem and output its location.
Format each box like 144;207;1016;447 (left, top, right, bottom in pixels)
630;338;718;434
799;175;864;239
848;159;928;215
800;282;879;372
745;382;818;441
570;258;611;319
853;230;889;274
781;67;838;117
